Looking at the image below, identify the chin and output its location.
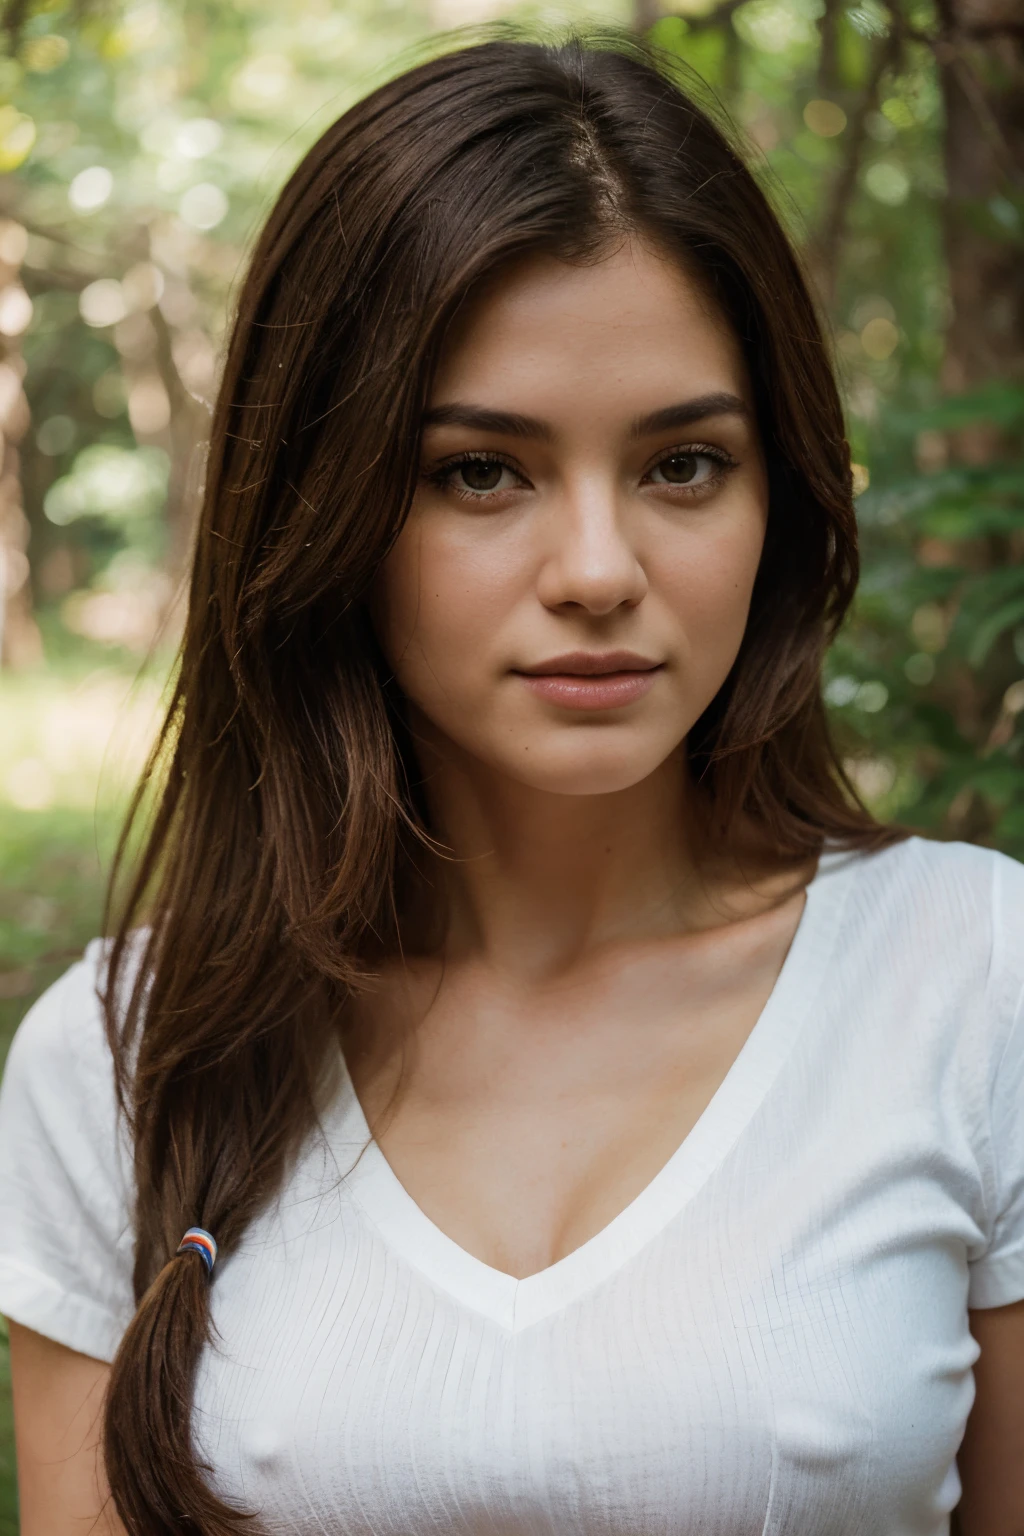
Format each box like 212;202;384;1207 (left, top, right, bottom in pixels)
493;732;679;798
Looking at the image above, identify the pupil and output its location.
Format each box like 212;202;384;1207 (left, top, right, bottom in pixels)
462;460;503;491
661;454;697;484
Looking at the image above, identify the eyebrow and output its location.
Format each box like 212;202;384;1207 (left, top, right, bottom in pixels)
420;403;554;440
630;392;749;438
420;391;749;442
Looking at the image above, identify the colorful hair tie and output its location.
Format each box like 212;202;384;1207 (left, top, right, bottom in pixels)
176;1227;218;1275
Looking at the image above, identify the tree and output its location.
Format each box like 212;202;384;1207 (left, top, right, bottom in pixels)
0;0;438;666
938;0;1023;398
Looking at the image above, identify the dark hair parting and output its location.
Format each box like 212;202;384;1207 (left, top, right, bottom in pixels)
101;31;904;1535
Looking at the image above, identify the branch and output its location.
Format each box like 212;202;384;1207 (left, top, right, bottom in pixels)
811;24;903;303
881;0;1022;183
633;0;662;31
1;0;29;49
817;0;843;94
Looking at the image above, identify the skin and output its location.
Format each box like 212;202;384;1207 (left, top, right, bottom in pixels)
9;239;1023;1533
360;239;806;1278
8;1323;123;1535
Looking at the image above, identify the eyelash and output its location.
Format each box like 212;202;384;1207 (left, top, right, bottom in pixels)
422;450;521;502
422;444;739;503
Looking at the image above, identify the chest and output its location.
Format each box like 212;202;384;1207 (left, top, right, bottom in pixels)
193;1081;982;1536
347;928;793;1279
193;881;992;1535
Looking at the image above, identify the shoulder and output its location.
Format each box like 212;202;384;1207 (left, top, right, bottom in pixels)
4;937;112;1086
0;928;154;1193
2;929;150;1100
814;835;1023;1083
835;828;1020;898
831;833;1022;980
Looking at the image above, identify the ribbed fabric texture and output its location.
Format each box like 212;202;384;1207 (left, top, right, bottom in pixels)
1;836;1022;1535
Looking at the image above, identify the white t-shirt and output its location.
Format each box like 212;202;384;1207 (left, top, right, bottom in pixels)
1;834;1023;1534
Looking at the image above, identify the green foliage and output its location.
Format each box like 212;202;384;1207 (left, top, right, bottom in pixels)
826;383;1024;852
1;0;456;632
0;803;127;1068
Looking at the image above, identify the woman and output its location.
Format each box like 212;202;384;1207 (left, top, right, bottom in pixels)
0;32;1021;1536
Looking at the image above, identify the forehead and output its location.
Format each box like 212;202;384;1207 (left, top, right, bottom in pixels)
430;239;750;409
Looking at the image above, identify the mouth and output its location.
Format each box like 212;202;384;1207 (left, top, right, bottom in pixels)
512;651;664;711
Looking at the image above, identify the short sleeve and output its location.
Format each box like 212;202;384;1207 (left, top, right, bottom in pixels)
0;939;136;1361
967;854;1024;1310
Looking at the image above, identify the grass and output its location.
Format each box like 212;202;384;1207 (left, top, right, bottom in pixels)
0;637;168;1532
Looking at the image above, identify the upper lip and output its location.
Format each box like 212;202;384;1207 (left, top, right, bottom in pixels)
516;651;663;676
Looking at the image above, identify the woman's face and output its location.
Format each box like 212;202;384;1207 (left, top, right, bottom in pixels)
373;239;768;797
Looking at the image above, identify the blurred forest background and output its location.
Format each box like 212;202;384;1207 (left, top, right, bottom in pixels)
0;0;1021;1523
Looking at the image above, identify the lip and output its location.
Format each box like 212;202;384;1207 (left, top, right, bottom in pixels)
517;651;662;676
513;651;664;711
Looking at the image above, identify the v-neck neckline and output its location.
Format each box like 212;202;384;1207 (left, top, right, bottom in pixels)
324;844;860;1334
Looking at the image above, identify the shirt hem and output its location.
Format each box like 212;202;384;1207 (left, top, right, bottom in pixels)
0;1254;126;1362
967;1241;1024;1309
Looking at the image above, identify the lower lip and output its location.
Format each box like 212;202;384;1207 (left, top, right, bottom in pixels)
516;669;661;710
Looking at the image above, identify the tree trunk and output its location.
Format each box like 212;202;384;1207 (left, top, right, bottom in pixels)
932;0;1023;847
633;0;662;33
939;0;1024;404
0;231;42;669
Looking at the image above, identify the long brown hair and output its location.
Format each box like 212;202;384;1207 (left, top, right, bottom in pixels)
101;31;904;1534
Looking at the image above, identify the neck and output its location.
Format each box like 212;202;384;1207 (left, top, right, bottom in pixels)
408;724;718;979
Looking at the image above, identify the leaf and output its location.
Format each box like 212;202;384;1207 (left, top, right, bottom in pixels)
966;595;1024;667
995;805;1024;840
897;383;1024;434
918;501;1024;538
967;764;1024;802
959;564;1024;607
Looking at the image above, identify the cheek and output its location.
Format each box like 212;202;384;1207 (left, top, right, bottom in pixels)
656;505;766;655
373;516;517;692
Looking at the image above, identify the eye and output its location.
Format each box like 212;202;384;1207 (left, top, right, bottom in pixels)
458;458;509;493
424;452;525;502
645;447;733;490
650;452;703;486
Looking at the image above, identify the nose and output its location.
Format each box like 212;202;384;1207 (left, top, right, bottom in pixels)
536;479;648;616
